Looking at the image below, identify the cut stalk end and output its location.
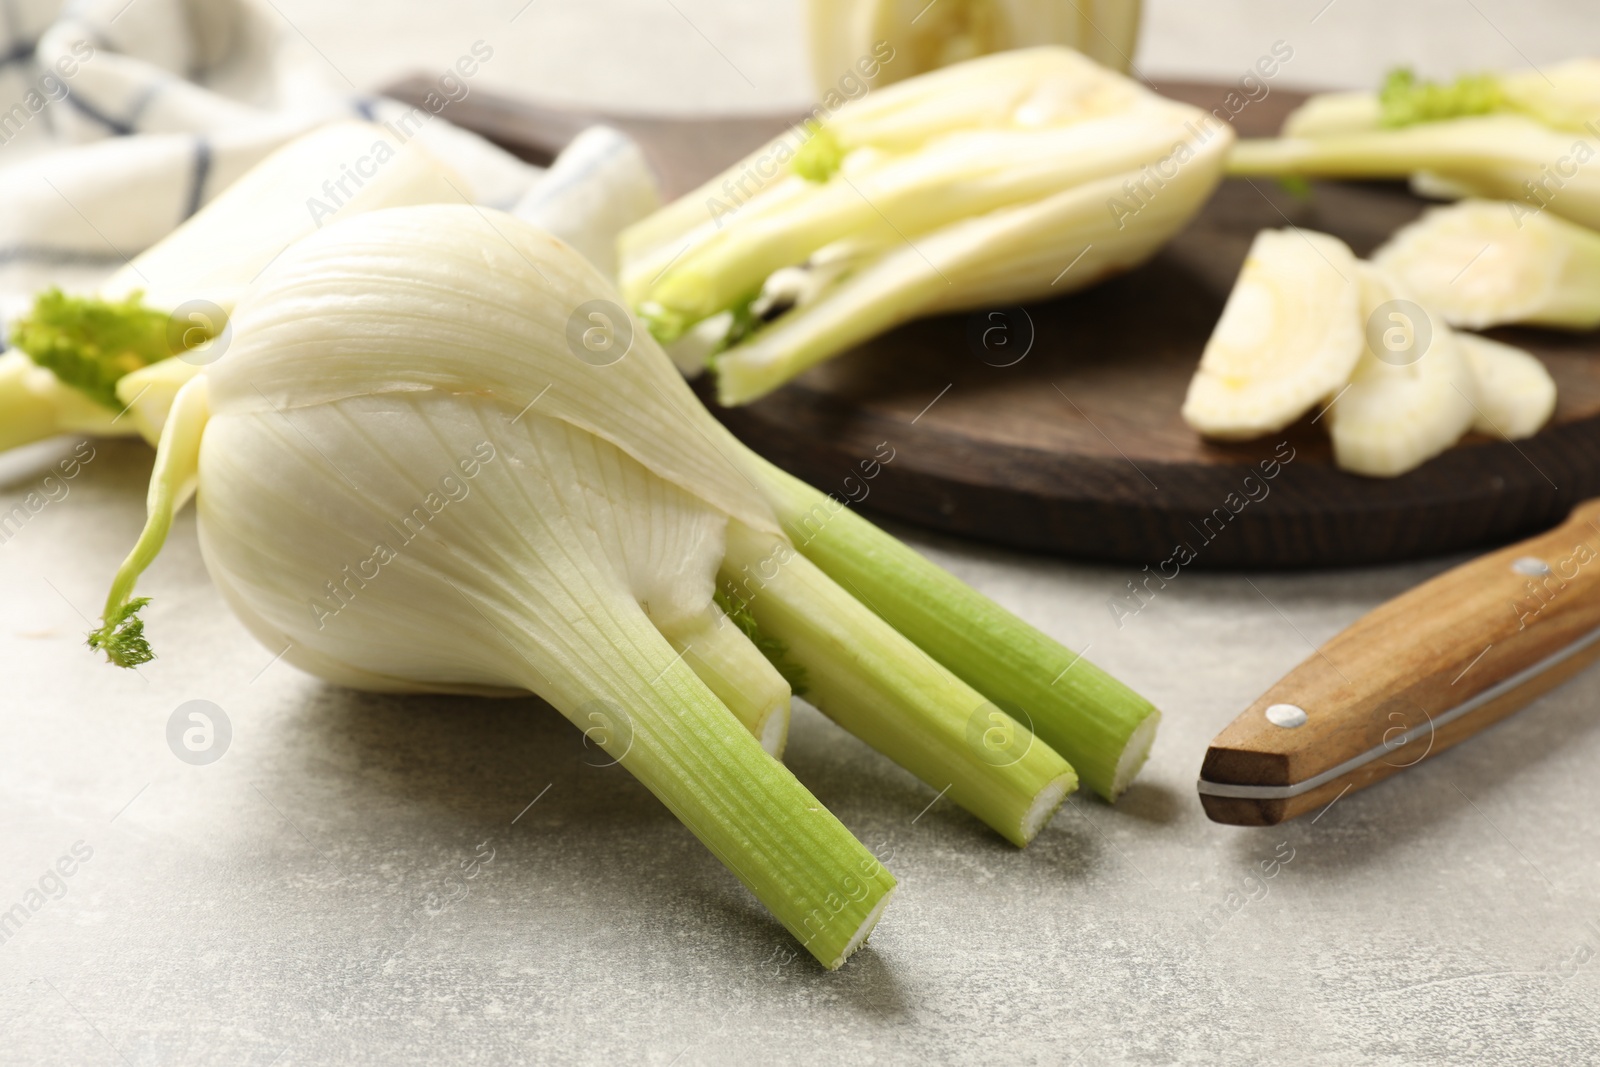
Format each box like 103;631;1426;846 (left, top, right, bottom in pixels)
1022;773;1078;843
1110;709;1161;801
823;883;895;971
661;603;794;757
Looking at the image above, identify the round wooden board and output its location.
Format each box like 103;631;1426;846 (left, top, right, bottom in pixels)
388;77;1600;569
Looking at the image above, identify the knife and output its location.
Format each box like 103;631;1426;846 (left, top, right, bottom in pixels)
1199;499;1600;825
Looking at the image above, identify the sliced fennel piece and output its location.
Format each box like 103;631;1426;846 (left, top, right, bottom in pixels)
805;0;1140;93
722;520;1077;846
1181;228;1363;440
1456;333;1556;440
622;46;1233;403
1372;199;1600;331
648;115;1195;325
512;125;661;280
751;459;1158;802
1327;266;1479;478
619;46;1154;290
3;121;467;452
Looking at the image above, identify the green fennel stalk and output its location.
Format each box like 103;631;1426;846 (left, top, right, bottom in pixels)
753;459;1159;801
721;521;1078;846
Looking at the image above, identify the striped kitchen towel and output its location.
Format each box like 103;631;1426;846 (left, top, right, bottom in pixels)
0;0;545;320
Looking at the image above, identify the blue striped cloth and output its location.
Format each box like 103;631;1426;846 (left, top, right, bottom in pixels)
0;0;543;324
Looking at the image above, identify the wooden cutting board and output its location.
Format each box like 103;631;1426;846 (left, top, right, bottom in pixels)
386;76;1600;569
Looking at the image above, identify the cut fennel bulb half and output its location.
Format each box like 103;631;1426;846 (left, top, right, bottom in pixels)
1182;228;1363;440
88;205;1165;961
1373;199;1600;331
620;46;1232;404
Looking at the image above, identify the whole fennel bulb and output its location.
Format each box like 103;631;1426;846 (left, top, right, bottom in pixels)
92;205;1166;965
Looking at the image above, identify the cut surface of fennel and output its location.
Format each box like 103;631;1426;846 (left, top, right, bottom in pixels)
1175;222;1554;477
1182;228;1363;440
1372;199;1600;331
89;204;1159;962
1455;333;1556;440
1328;265;1480;478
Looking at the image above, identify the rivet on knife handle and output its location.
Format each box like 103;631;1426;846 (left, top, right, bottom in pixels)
1199;499;1600;826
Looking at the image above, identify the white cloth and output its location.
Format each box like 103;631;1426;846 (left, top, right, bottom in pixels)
0;0;541;319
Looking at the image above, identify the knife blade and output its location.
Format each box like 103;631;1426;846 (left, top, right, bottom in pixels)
1199;499;1600;826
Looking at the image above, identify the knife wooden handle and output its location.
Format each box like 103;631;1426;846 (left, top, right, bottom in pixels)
1200;498;1600;825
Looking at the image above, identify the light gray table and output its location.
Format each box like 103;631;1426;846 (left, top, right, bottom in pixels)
3;3;1598;1064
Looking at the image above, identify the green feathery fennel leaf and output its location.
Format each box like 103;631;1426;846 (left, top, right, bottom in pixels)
1379;68;1506;128
87;596;154;668
10;289;177;409
716;586;808;697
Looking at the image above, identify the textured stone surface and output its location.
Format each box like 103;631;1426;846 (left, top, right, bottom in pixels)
3;4;1599;1064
